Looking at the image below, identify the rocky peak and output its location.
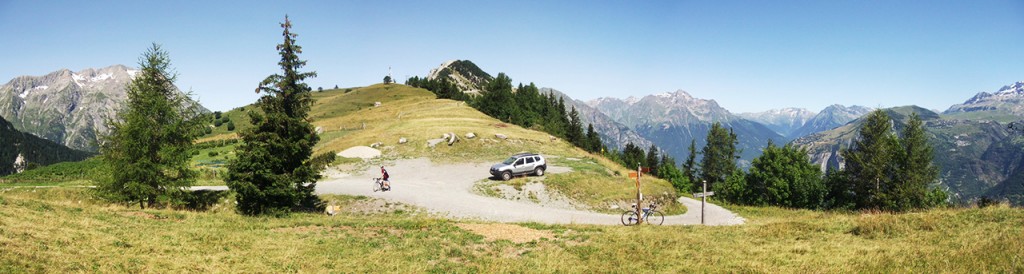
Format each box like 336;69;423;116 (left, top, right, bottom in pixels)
426;60;493;95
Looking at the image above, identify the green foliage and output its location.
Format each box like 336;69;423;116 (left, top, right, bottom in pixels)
584;124;602;153
682;139;699;192
405;76;470;101
658;154;690;193
831;110;947;212
383;75;393;84
739;141;824;209
1;157;107;185
97;44;203;209
214;111;222;119
226;121;235;131
228;16;334;216
645;145;660;176
702;122;739;192
718;169;748;201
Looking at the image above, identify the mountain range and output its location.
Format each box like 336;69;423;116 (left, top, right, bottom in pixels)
793;82;1024;205
0;65;205;152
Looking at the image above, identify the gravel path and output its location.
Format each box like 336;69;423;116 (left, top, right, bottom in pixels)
314;158;744;226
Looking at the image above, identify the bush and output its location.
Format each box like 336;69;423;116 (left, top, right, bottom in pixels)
226;121;235;131
208;151;219;157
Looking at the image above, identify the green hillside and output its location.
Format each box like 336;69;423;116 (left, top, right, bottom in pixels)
0;116;93;177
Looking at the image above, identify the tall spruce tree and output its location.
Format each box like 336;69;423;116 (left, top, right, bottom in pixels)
842;110;900;210
701;123;739;192
99;44;203;209
227;16;334;216
645;144;660;176
896;113;941;210
585;124;601;153
682;139;699;191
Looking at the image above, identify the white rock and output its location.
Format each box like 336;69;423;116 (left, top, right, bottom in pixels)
442;133;450;139
465;132;476;139
369;142;382;148
398;137;408;144
495;134;508;139
336;146;381;159
315;126;323;135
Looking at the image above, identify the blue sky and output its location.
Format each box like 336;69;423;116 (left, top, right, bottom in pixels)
2;1;1022;113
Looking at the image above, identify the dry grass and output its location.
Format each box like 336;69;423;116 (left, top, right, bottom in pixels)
2;188;1021;273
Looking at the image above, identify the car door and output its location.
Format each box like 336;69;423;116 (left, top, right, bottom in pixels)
513;158;529;174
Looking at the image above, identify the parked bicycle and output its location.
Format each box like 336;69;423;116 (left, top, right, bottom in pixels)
621;203;664;225
372;177;390;192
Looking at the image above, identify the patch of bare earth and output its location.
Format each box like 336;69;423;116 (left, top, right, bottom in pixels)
455;223;554;243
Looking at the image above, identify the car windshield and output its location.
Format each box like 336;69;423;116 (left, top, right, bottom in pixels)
502;157;517;165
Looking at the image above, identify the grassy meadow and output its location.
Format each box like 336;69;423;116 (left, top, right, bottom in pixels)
1;187;1021;272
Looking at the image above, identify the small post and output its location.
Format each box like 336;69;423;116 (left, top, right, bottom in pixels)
701;180;706;225
636;163;643;225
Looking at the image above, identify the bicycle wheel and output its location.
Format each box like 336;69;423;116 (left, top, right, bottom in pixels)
373;179;382;192
646;211;665;225
621;211;639;226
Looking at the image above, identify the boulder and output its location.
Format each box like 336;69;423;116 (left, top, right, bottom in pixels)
495;134;508;140
465;132;476;139
398;137;408;144
315;126;323;135
369;142;382;148
447;132;458;146
442;133;451;139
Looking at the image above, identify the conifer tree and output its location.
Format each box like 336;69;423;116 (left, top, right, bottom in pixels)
682;139;699;191
585;124;601;153
566;106;584;146
227;16;334;216
896;113;941;210
645;144;660;176
701;123;739;192
99;44;203;209
842;110;900;210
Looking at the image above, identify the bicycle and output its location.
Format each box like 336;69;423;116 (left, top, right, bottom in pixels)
621;203;664;225
372;177;390;192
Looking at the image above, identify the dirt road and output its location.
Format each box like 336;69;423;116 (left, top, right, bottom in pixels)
315;158;744;226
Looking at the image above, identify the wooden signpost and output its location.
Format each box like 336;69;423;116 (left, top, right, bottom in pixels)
692;180;714;225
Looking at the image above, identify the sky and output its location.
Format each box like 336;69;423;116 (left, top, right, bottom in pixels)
2;0;1023;113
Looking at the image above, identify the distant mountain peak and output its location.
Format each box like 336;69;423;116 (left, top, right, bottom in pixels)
944;80;1024;117
426;60;493;94
1;64;205;152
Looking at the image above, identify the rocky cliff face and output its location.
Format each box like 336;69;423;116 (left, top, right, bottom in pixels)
787;104;873;139
0;65;204;152
0;115;92;176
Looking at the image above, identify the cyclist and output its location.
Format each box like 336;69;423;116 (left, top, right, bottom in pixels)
380;166;391;191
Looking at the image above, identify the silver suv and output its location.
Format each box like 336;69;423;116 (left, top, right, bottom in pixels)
489;153;547;181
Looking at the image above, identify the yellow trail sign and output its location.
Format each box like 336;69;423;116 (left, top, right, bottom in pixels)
628;172;638;179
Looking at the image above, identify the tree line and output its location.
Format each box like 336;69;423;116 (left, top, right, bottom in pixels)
702;111;946;211
407;73;603;154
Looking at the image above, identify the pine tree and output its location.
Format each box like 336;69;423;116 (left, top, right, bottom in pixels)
896;113;940;210
566;106;584;146
682;139;699;191
701;123;739;192
227;16;334;216
585;124;601;153
842;110;900;210
99;44;203;209
645;145;660;176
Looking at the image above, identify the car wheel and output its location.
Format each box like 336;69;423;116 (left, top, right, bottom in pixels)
501;171;512;181
534;167;545;176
